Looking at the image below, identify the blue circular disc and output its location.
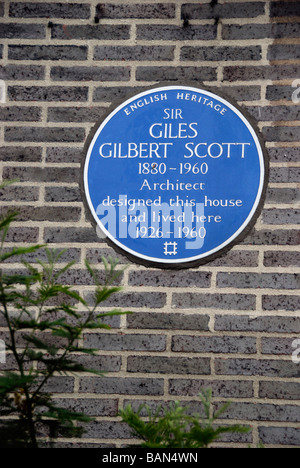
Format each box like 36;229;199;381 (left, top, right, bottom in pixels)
83;85;267;267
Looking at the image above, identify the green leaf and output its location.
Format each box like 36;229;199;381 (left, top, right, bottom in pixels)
96;309;132;319
1;272;40;286
119;389;251;449
0;179;19;191
0;372;35;394
84;259;100;286
0;245;45;263
0;210;18;232
94;286;122;305
43;404;93;423
52;261;76;281
23;334;59;355
83;321;111;330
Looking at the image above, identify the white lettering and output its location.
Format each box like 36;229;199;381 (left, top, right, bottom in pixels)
184;142;251;159
292;339;300;364
149;123;198;139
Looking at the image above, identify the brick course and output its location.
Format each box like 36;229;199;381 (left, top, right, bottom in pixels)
0;0;299;449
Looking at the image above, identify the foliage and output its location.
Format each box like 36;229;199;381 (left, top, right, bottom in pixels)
120;388;250;448
0;181;129;448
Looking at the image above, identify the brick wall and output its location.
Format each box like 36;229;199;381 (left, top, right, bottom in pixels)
0;0;299;448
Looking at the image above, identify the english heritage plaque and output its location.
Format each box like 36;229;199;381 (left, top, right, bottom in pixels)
83;84;268;268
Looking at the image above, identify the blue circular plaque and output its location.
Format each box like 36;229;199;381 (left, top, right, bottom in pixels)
83;85;268;268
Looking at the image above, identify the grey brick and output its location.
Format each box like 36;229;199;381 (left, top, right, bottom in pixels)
5;227;39;243
247;105;300;121
136;66;217;82
8;86;88;102
172;292;256;311
220;85;261;102
94;45;175;61
0;106;41;122
215;358;299;378
44;227;100;244
53;398;118;417
217;272;300;290
83;333;166;352
128;270;211;288
96;3;176;19
3;166;79;183
0;2;3;16
93;86;145;103
181;3;265;19
266;84;296;101
217;427;252;444
0;64;45;81
216;402;300;423
0;146;42;162
181;46;261;62
261;338;299;356
270;2;300;18
57;268;122;286
224;65;300;82
169;379;253;398
46;147;83;164
4;226;39;243
40;376;74;393
207;250;259;267
79;376;164;395
271;161;300;183
42;442;114;448
223;23;300;40
0;185;39;202
266;188;300;204
47;106;106;123
127;356;211;375
263;209;300;225
9;2;90;19
268;147;300;163
5;126;85;143
8;45;87;61
0;354;25;370
124;399;206;418
264;251;300;267
0;23;46;39
86;247;130;265
1;205;81;223
45;186;81;203
268;44;300;61
172;335;256;354
263;126;300;142
273;167;299;186
82;421;133;440
67;310;120;330
269;167;300;183
262;295;300;312
259;381;300;400
51;66;130;82
51;24;129;40
126;312;210;331
70;354;121;373
85;291;166;309
242;229;300;246
259;427;300;446
137;24;217;41
215;315;300;334
2;247;81;264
